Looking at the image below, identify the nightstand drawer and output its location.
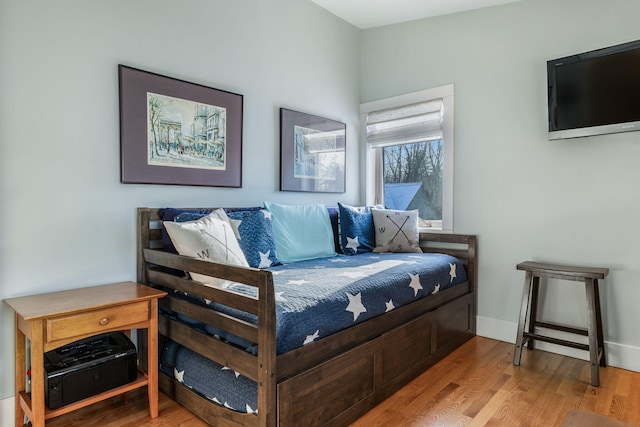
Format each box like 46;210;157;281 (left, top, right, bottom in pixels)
46;301;149;343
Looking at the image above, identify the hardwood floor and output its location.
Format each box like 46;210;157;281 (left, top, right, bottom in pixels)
352;337;640;426
44;337;640;426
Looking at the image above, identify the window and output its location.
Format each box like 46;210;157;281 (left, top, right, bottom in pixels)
361;84;454;231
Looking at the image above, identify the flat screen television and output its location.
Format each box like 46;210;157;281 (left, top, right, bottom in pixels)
547;39;640;140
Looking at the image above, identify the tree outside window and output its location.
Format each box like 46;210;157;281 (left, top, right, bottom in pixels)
382;139;442;226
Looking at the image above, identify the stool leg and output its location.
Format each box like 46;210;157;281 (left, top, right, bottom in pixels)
514;271;533;365
585;278;600;387
594;279;606;367
528;276;540;351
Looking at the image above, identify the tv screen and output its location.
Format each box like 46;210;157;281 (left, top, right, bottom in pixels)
547;39;640;140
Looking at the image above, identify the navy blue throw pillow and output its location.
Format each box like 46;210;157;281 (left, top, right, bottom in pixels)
337;202;377;255
225;210;282;269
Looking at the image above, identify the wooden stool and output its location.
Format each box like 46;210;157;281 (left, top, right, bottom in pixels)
513;261;609;386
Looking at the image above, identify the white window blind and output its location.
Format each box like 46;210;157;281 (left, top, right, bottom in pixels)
365;98;443;147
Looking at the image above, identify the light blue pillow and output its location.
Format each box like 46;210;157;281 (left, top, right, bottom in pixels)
337;202;377;255
264;202;337;263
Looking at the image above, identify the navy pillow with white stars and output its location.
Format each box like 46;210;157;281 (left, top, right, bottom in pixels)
226;209;282;269
338;202;377;255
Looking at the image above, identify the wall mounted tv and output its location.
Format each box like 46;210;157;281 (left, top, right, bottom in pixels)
547;39;640;140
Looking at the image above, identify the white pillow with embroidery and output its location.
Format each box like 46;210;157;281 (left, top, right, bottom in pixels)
371;208;422;253
164;209;249;288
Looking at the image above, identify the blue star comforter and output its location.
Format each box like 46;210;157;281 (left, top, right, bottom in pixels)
159;252;467;413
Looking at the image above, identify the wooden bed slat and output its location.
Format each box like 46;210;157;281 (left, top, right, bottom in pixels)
420;247;471;263
159;316;259;382
160;297;259;343
144;249;267;288
149;228;162;242
419;232;476;243
147;269;260;315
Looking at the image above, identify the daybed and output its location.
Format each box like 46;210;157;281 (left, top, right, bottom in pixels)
137;205;477;426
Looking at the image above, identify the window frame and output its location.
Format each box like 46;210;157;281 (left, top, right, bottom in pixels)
360;84;454;232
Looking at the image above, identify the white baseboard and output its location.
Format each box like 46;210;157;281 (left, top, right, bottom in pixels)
476;315;517;344
476;315;640;373
1;395;14;427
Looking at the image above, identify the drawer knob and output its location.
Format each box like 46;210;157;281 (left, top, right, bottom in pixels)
99;317;110;326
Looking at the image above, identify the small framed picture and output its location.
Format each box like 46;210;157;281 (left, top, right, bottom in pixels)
280;108;346;193
119;65;243;187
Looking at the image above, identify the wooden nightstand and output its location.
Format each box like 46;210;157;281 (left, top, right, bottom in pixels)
4;282;166;427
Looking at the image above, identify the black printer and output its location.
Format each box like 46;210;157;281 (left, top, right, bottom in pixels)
44;331;137;409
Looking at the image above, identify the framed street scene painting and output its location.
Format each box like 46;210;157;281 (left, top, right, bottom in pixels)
119;65;243;187
280;108;346;193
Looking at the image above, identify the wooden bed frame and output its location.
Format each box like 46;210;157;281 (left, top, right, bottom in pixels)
137;207;477;426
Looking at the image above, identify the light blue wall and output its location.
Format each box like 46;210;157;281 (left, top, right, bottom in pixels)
0;0;360;400
362;0;640;369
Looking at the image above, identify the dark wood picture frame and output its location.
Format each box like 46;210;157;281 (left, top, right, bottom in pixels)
279;108;346;193
119;65;243;187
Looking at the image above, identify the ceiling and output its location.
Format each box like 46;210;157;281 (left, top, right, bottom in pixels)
311;0;523;29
